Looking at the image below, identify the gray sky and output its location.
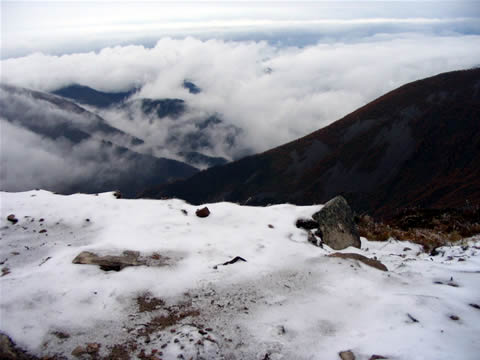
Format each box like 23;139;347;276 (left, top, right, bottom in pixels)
2;1;480;58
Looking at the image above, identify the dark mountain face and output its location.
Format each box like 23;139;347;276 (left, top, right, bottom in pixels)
52;84;136;108
125;98;186;120
0;84;198;197
141;68;480;218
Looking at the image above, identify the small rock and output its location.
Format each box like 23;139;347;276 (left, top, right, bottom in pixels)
295;218;318;230
71;346;86;357
403;247;411;251
39;229;47;234
369;356;388;360
450;315;460;321
1;268;10;277
86;343;100;354
469;303;480;310
113;191;122;199
339;350;355;360
222;256;247;266
268;224;274;229
307;231;322;247
39;218;44;222
407;313;419;323
181;209;188;216
196;207;210;218
6;215;18;224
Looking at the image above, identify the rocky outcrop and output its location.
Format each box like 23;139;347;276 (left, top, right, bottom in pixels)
312;196;361;250
329;253;388;271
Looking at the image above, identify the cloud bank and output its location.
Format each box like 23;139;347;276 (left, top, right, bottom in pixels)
3;35;480;157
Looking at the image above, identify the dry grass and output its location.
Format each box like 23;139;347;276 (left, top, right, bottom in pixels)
356;207;480;252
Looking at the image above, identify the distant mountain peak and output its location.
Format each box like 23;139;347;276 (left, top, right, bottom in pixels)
183;80;201;94
52;84;136;108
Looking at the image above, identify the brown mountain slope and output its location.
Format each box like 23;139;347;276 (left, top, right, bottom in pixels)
141;68;480;218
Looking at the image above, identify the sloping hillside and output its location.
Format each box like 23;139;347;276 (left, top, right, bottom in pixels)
142;68;480;218
0;84;198;196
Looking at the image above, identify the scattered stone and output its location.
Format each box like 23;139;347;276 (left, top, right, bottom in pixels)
71;346;86;357
196;207;210;218
52;331;70;340
38;257;52;266
407;313;419;323
39;219;44;222
339;350;355;360
434;280;459;287
403;247;411;251
85;219;90;222
222;256;247;266
469;303;480;310
113;191;122;199
181;209;188;216
1;268;10;277
369;356;388;360
307;231;322;247
329;253;388;271
86;343;100;354
450;315;460;321
6;215;18;224
312;196;361;250
295;218;318;230
39;229;47;234
268;224;274;229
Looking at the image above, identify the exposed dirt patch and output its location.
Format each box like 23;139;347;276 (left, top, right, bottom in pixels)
139;309;201;337
103;344;132;360
137;293;166;313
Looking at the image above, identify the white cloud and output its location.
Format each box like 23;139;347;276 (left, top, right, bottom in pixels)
2;34;480;158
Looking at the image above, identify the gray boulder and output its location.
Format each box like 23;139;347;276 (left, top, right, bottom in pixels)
312;196;361;250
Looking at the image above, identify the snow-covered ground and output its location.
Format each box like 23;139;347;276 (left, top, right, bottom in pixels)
1;190;479;360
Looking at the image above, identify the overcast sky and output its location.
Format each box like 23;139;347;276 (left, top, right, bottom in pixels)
1;1;480;191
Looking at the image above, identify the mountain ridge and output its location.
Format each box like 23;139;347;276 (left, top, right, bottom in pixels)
141;68;480;218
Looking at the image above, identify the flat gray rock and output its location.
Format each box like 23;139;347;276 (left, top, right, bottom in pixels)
329;253;388;271
72;250;170;271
